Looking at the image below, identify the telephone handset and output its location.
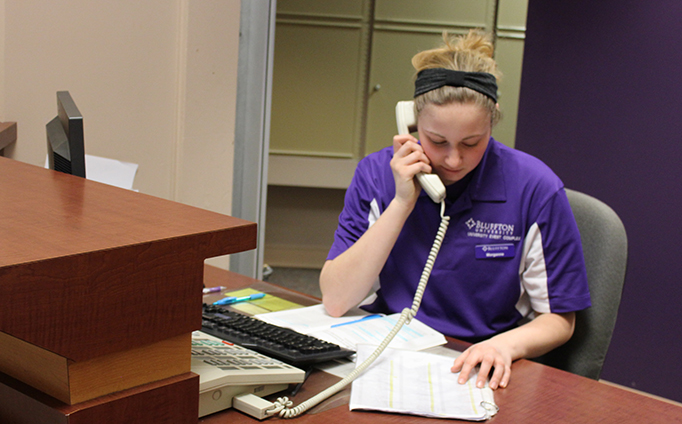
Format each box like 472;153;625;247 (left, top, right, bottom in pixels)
395;100;447;203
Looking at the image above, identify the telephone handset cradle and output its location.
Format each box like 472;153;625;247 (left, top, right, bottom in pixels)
395;100;447;203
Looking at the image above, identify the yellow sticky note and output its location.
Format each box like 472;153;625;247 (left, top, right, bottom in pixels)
217;289;304;313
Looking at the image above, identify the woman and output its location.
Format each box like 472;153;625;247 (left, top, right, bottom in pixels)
320;30;591;391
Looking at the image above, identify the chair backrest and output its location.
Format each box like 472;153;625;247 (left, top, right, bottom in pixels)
534;189;628;380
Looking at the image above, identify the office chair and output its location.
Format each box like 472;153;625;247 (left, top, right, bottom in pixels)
533;189;628;380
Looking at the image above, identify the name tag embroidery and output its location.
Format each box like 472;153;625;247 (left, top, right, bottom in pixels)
475;243;515;259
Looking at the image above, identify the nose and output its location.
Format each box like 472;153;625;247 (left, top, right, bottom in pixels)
444;147;463;169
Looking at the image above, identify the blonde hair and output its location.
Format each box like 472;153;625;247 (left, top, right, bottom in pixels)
412;30;501;125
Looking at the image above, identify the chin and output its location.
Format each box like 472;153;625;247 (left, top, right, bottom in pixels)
440;167;472;185
440;174;463;186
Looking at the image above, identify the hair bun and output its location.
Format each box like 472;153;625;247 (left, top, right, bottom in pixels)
412;29;501;80
449;30;494;59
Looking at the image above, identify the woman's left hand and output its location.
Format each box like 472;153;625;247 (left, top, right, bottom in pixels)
450;312;576;390
450;340;512;390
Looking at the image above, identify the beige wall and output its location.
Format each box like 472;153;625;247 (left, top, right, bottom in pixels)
0;1;240;270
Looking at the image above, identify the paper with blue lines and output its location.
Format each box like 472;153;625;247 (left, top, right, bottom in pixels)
310;314;446;351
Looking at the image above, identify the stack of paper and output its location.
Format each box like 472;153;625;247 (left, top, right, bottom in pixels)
350;345;498;421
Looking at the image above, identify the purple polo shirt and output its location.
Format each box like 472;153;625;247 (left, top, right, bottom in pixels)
327;138;591;341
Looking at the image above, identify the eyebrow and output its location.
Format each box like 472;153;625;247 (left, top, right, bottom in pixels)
424;129;485;142
424;129;445;139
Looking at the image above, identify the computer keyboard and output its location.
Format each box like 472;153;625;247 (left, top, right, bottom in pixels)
201;304;355;367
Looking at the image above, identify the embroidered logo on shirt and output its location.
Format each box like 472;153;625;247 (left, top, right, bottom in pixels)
465;218;520;241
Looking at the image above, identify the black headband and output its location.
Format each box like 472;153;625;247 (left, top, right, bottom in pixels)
414;68;498;103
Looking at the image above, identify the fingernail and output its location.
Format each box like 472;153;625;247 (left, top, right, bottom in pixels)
477;381;484;388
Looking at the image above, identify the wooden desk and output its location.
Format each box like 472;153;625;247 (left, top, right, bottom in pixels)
201;266;682;423
0;157;257;423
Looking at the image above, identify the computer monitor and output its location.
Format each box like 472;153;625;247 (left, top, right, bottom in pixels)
46;91;86;178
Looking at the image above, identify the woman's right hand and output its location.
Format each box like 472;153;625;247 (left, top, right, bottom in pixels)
391;134;431;206
321;135;428;317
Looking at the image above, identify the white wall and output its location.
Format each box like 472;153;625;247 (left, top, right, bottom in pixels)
0;1;240;268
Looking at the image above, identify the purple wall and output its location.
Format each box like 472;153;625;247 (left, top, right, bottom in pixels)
516;1;682;401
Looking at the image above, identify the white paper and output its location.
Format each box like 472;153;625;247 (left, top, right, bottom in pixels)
45;154;139;190
310;314;446;352
256;304;369;334
314;357;357;379
84;155;138;190
256;305;447;352
350;345;497;421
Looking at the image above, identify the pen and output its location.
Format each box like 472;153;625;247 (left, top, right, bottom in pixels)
213;293;265;306
330;314;382;328
203;286;226;294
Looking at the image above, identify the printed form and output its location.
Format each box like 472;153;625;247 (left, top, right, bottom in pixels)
309;314;446;351
256;304;446;351
350;345;497;421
